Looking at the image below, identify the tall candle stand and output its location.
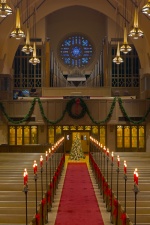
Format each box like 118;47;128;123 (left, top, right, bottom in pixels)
45;151;48;223
133;169;139;225
116;156;120;225
110;152;114;224
100;144;103;195
23;169;28;225
106;148;109;209
103;147;106;202
33;160;38;225
124;161;127;213
40;156;44;225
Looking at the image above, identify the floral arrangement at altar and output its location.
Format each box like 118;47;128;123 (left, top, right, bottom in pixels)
69;133;85;161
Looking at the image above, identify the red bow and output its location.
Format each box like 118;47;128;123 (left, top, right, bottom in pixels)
42;198;46;206
47;190;51;203
113;199;118;217
35;213;40;225
121;213;126;225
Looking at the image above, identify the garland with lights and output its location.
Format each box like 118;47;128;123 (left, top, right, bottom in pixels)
0;97;148;125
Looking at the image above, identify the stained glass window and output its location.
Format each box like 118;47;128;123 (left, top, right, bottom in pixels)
60;34;93;67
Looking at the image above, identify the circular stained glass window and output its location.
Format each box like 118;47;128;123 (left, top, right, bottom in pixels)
60;34;93;68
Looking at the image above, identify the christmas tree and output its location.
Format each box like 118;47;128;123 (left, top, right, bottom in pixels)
69;133;85;160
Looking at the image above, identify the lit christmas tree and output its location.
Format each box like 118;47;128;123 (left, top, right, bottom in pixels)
69;133;85;160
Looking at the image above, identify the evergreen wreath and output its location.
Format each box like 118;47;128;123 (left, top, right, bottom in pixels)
66;98;87;119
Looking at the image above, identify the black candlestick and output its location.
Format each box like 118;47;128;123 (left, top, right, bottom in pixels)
133;183;139;225
110;161;113;224
116;167;119;225
34;173;38;225
45;160;48;223
23;184;28;225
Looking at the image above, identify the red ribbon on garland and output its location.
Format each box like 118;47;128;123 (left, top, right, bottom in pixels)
35;213;40;225
113;199;118;217
121;213;126;225
75;98;80;115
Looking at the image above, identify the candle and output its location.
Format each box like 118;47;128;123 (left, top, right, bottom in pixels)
134;168;138;185
103;146;106;153
111;152;114;162
107;148;109;157
23;168;28;185
46;151;48;162
124;160;127;174
117;155;120;167
33;160;37;174
40;155;43;167
136;172;138;185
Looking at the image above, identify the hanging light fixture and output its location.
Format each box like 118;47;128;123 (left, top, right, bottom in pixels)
120;0;132;54
113;42;123;65
29;42;40;65
10;7;25;39
22;27;33;54
29;9;40;65
22;0;33;54
120;26;132;54
0;0;12;17
128;7;144;39
142;0;150;16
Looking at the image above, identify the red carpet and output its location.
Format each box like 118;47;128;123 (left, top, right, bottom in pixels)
54;163;104;225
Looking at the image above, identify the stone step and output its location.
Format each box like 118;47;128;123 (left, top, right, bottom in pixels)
0;207;35;214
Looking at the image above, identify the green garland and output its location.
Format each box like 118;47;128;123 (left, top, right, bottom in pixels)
0;97;149;125
118;98;149;125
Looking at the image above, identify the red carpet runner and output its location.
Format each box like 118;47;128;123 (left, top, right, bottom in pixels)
54;163;104;225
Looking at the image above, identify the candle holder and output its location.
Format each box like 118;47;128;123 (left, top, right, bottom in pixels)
34;173;38;225
100;149;103;195
45;157;48;223
116;166;120;225
110;161;114;224
41;166;44;225
103;150;106;203
23;184;28;225
124;173;127;213
133;183;139;225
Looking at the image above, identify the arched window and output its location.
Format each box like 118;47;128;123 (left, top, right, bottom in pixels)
60;34;93;68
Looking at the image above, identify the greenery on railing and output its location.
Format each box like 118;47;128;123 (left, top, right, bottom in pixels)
0;97;149;125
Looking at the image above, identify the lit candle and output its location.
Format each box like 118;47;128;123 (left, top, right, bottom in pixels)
49;148;51;156
134;168;137;183
23;168;28;185
33;160;37;174
124;160;127;174
40;155;43;167
111;152;114;162
117;155;120;167
107;148;109;157
103;146;106;154
136;172;138;185
46;151;48;162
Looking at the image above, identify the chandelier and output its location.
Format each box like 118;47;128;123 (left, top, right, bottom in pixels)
29;42;40;65
120;27;132;54
22;0;33;54
120;0;132;54
142;0;150;16
128;7;144;39
22;27;33;54
113;42;123;65
10;7;25;39
0;0;12;17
